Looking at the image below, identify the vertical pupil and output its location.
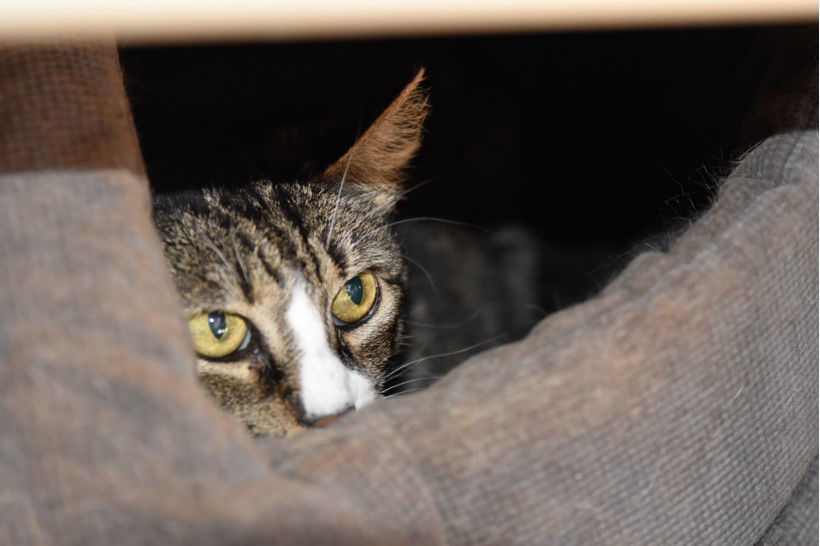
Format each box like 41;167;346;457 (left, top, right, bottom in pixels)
208;311;227;339
345;276;364;305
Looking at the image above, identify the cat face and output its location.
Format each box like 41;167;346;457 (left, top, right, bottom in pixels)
153;70;428;436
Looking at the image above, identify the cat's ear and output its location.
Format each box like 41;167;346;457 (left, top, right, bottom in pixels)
324;69;429;190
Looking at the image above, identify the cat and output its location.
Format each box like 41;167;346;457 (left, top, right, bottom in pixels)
152;68;546;436
153;70;429;436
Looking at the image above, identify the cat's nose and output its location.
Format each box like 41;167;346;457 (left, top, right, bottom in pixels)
298;405;354;428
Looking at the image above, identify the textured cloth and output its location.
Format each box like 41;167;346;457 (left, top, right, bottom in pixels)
0;41;143;175
758;457;818;545
0;43;817;545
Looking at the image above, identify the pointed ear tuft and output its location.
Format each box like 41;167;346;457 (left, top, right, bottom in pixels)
324;69;429;188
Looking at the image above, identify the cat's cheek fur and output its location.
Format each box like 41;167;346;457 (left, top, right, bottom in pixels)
196;361;301;437
286;279;377;419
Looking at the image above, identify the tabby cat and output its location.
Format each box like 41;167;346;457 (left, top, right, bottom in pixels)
153;71;428;436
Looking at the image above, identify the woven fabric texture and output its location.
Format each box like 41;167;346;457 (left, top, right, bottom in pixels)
0;42;816;545
758;457;818;545
0;40;143;174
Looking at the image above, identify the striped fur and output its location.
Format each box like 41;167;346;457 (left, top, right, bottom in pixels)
153;71;427;436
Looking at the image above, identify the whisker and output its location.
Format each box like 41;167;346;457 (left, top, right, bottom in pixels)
383;217;488;231
381;376;440;395
402;254;438;294
360;179;438;223
395;177;437;200
325;149;353;250
202;233;239;285
381;387;429;400
383;335;506;382
230;230;251;289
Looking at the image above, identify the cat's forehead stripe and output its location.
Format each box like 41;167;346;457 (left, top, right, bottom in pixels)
255;247;284;287
325;239;348;274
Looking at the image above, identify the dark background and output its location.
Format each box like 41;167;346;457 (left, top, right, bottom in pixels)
120;25;811;313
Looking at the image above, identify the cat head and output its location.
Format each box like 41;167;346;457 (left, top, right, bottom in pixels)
153;70;429;436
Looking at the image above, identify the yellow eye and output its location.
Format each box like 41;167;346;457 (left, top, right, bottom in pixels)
331;271;378;325
188;311;250;358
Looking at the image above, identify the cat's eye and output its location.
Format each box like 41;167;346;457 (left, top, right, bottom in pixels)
188;311;251;358
331;271;378;325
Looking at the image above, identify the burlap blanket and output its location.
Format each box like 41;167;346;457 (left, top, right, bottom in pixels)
0;42;816;545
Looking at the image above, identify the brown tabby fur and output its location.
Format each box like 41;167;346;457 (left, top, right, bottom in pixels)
153;70;428;436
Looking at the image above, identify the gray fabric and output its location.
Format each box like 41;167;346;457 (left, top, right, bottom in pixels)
269;130;819;544
758;458;818;545
0;129;816;544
